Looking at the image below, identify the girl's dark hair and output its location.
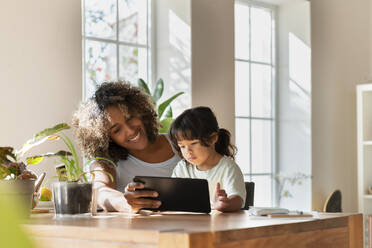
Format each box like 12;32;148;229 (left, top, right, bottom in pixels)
72;81;159;162
169;106;236;159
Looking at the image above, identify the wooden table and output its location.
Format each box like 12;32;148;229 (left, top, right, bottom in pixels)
24;211;363;248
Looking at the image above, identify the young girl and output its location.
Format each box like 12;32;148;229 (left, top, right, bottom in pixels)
169;106;246;212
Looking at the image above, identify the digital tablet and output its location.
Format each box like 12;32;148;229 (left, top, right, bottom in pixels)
133;176;211;213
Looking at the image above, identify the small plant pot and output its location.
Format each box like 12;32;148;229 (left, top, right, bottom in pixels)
0;179;35;217
52;182;92;215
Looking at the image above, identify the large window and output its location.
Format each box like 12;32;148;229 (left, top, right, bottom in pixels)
82;0;152;99
234;1;276;207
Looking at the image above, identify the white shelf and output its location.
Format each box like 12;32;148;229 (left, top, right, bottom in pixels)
357;83;372;215
364;194;372;199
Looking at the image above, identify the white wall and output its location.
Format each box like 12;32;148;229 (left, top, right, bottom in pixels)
311;0;371;212
0;0;82;181
191;0;235;139
277;0;311;210
155;0;191;117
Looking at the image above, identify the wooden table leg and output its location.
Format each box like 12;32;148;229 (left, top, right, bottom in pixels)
348;214;363;248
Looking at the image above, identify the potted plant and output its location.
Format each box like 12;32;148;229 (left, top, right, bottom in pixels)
137;78;184;133
0;149;36;215
24;123;115;216
0;124;72;214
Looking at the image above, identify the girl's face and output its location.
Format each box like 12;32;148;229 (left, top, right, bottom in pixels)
177;136;218;167
106;105;148;152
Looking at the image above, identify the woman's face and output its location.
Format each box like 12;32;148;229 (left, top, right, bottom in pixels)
106;105;149;152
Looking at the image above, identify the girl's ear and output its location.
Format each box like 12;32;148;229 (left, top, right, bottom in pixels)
209;132;219;145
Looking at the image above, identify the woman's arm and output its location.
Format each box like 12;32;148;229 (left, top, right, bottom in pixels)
91;162;161;212
91;161;127;211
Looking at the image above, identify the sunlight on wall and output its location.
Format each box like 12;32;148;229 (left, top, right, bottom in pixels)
289;32;311;125
278;30;311;211
166;9;191;116
169;10;191;62
289;32;311;97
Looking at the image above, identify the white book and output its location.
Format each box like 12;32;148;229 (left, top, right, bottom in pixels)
247;207;289;216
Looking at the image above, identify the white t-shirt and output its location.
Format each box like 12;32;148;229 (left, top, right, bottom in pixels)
171;156;246;208
115;135;181;192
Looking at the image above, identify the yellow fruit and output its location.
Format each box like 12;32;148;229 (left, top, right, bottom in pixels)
39;187;52;201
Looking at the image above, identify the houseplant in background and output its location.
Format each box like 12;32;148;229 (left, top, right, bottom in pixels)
138;78;184;133
23;123;116;216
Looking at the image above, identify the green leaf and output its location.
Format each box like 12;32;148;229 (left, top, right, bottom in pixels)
0;147;16;164
34;123;70;139
152;78;164;103
137;78;151;95
158;92;184;119
77;169;114;183
26;157;44;165
159;118;174;133
26;150;72;165
164;107;173;118
86;157;117;168
60;134;82;180
0;166;11;179
18;136;54;157
59;156;75;181
6;165;18;176
17;123;70;157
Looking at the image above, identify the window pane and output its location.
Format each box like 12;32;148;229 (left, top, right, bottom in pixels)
251;7;271;63
85;0;116;40
251;63;271;117
251;175;272;207
234;3;250;60
235;118;250;174
235;61;250;117
119;45;147;84
251;119;272;173
119;0;148;44
85;40;117;97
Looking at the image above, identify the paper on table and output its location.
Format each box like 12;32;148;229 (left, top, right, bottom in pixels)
247;207;289;216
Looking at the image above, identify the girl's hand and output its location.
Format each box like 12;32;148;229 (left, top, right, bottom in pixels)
213;182;230;210
213;183;243;212
124;182;162;213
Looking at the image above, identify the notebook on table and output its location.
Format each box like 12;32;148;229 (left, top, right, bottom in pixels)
247;207;289;216
133;176;211;213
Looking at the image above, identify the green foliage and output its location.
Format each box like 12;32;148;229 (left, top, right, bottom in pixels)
0;123;116;182
25;123;116;183
137;78;184;133
0;195;35;247
0;147;29;180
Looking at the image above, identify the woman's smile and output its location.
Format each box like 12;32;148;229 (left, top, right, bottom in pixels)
128;130;141;142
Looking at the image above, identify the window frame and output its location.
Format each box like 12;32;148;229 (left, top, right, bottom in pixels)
234;0;277;206
82;0;154;100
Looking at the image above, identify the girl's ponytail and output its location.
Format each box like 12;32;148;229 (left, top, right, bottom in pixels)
215;128;236;159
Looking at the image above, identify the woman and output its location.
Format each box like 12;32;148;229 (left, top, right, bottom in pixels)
72;82;181;212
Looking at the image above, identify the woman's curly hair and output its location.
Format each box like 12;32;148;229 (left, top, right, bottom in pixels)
72;81;159;162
